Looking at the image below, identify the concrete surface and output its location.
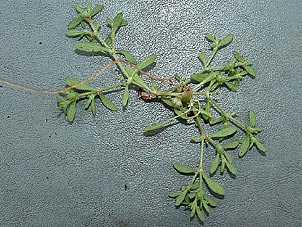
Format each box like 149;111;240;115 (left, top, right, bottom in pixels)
0;0;301;226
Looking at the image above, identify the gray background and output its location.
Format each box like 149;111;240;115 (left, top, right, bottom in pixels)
0;0;301;226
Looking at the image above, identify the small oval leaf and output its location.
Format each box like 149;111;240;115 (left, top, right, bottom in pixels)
68;17;83;29
243;65;256;77
254;138;266;152
249;110;256;128
116;49;137;64
224;140;240;149
205;33;215;43
137;54;157;70
173;163;195;174
239;136;250;157
175;189;187;206
67;101;76;122
91;4;104;17
196;207;205;222
210;154;220;175
198;51;207;66
122;85;129;107
202;174;225;196
210;126;237;138
218;34;234;48
75;42;108;53
99;94;118;111
226;162;237;175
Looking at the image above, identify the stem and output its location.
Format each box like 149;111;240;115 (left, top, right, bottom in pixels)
194;115;207;176
208;96;247;130
100;82;126;92
205;47;218;68
199;138;205;170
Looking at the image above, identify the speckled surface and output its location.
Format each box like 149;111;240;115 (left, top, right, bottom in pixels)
0;0;301;226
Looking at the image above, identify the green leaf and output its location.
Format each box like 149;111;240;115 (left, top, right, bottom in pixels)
224;151;232;163
196;207;205;222
218;34;234;48
67;101;76;122
190;206;196;218
106;17;113;27
161;97;176;108
226;162;237;175
191;182;200;190
190;73;208;83
220;160;226;173
204;196;217;207
174;108;189;120
210;154;220;175
199;72;216;85
66;90;78;101
209;117;224;125
202;200;210;213
91;98;96;116
202;174;225;196
65;29;85;38
91;4;104;17
225;81;238;92
75;5;85;14
85;94;95;109
239;136;250;157
173;163;195;174
112;12;123;33
68;17;83;29
144;117;175;131
175;189;187;206
233;51;245;63
122;85;129;106
116;49;137;64
224;140;240;149
249;110;256;128
243;65;256;77
198;52;207;66
132;74;149;90
205;33;215;43
87;3;92;15
254;138;266;152
191;137;201;143
74;42;108;53
210;126;237;138
168;191;181;198
99;94;118;111
137;54;157;71
65;76;95;91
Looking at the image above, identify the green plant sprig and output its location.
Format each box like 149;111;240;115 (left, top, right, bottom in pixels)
57;4;266;222
1;4;266;223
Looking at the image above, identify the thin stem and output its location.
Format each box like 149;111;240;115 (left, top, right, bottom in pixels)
100;82;126;92
209;96;247;130
194;115;207;173
205;47;218;68
199;138;205;170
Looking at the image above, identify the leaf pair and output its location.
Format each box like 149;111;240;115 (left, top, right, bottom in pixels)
233;51;256;77
106;12;128;34
210;143;238;175
68;4;105;29
238;111;266;157
205;33;234;50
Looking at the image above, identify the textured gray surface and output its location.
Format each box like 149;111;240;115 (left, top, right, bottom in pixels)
0;0;302;226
